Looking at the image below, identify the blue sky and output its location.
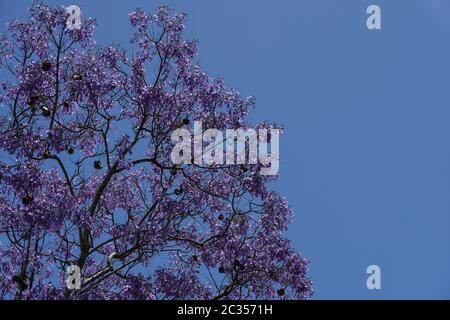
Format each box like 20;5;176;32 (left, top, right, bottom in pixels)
1;0;450;299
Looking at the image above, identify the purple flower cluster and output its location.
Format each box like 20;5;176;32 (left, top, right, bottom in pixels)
0;2;313;300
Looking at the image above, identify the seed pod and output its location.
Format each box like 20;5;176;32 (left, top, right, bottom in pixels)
22;195;34;206
42;106;51;117
27;96;37;107
240;164;248;172
66;145;74;155
41;60;51;72
94;160;102;170
182;118;190;125
277;288;285;296
218;214;224;221
72;73;83;81
218;266;225;273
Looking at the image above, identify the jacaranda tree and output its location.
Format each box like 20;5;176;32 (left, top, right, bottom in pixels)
0;2;312;299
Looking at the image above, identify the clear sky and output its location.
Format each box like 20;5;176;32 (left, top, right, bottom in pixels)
1;0;450;299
